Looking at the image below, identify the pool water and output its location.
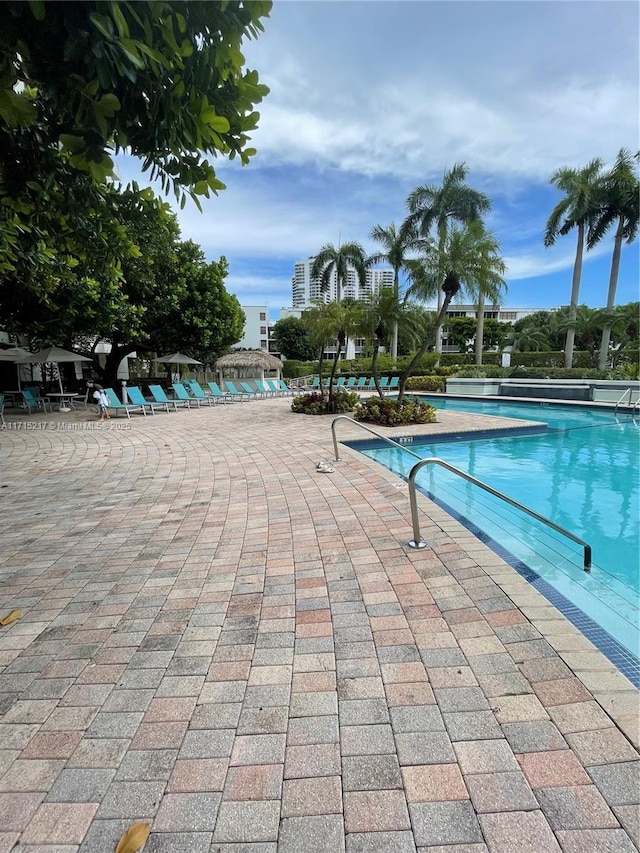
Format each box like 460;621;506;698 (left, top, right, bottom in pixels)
354;399;640;666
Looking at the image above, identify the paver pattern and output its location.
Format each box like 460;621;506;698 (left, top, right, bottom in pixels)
0;396;638;852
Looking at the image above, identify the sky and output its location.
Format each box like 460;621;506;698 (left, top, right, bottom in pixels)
117;0;639;319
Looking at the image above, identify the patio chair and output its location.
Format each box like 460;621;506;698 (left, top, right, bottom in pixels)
186;381;218;406
207;382;234;403
336;377;346;388
223;380;251;401
22;386;51;413
309;377;320;389
126;386;171;414
239;381;265;399
346;377;357;389
266;379;294;397
255;379;277;396
104;388;146;418
355;377;368;390
148;385;185;411
379;376;390;390
172;383;201;408
388;376;399;390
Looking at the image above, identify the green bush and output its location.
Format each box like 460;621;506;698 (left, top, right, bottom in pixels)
353;396;436;427
405;375;446;392
291;388;359;416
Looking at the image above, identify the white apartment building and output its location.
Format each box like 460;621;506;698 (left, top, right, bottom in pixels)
435;304;545;352
291;257;394;308
236;305;271;351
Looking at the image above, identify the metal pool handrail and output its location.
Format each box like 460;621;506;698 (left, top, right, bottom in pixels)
407;457;592;572
331;415;423;463
330;415;592;573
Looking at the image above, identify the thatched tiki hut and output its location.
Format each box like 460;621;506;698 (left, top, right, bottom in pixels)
215;350;284;383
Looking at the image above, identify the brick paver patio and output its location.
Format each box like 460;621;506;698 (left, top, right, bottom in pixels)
0;396;638;852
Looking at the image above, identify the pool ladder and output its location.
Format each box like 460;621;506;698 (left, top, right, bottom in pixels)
331;416;592;572
614;388;640;423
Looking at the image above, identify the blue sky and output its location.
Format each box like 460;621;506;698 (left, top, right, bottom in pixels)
118;0;639;318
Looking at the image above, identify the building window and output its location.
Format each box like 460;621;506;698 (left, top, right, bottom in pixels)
500;312;517;321
261;339;267;348
260;312;266;321
260;326;266;335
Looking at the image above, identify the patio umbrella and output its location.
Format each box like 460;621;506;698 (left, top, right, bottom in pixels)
18;346;92;394
0;347;33;390
156;352;202;382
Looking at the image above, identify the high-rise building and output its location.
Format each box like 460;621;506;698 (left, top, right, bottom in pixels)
291;257;394;308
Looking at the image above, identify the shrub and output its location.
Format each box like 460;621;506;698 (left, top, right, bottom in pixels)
291;388;359;416
405;375;446;392
353;396;436;427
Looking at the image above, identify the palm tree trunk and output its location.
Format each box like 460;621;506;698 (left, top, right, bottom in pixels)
598;216;624;371
564;223;585;369
434;229;447;363
397;289;456;402
371;338;383;398
391;270;399;363
475;291;485;365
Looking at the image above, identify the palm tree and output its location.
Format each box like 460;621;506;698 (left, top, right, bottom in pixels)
586;149;639;370
474;245;507;365
544;158;604;368
404;162;492;356
360;287;426;396
397;223;506;401
368;222;425;362
311;241;367;303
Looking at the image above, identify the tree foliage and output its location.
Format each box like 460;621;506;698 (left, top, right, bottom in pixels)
0;0;271;201
272;316;316;361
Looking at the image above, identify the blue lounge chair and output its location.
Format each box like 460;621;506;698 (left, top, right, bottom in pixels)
104;388;146;417
276;379;297;396
207;382;234;403
266;379;294;396
309;377;320;389
22;386;51;413
379;377;389;390
346;377;357;389
224;380;251;400
239;381;264;399
172;383;202;408
126;385;170;414
356;377;367;390
187;381;217;406
336;377;346;388
149;384;185;411
388;376;399;390
255;379;277;396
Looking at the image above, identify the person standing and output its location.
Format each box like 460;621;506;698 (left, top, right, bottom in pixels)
86;379;110;421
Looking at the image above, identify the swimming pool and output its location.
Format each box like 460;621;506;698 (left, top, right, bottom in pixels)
351;398;640;680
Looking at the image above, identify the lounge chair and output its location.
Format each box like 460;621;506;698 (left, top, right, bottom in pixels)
172;383;201;408
309;377;320;389
126;385;171;414
336;377;346;388
266;379;294;397
149;384;186;411
255;379;277;396
207;382;234;403
346;377;357;389
187;381;217;406
239;381;264;399
276;379;297;396
224;380;251;401
104;388;146;418
22;386;51;413
379;376;390;390
355;377;367;390
388;376;399;390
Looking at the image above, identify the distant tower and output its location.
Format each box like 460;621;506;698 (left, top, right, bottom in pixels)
291;257;393;308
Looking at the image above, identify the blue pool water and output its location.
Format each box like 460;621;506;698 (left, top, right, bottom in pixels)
352;398;640;673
